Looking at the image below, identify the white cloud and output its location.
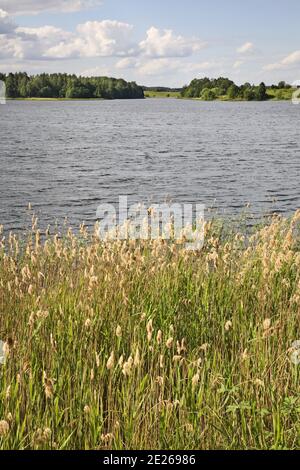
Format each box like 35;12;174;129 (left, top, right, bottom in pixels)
46;20;136;58
115;57;138;69
0;9;210;86
132;58;219;77
0;1;101;15
0;12;206;64
0;9;73;59
233;60;244;69
139;26;206;58
282;50;300;65
263;62;284;72
137;58;179;76
237;42;255;54
0;18;74;60
77;20;135;57
264;50;300;71
0;10;23;58
0;34;23;59
17;25;71;41
0;13;136;60
186;61;220;72
0;8;15;33
81;65;112;77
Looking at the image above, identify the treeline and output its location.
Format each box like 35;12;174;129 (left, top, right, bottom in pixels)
143;86;182;93
181;77;292;101
0;72;144;99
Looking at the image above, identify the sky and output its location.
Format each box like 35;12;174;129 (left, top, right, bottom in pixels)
0;0;300;87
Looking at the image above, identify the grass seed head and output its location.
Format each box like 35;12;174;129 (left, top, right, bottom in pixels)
107;351;115;370
146;319;153;342
263;318;271;331
192;373;200;389
157;330;163;345
0;420;9;436
134;348;140;367
116;325;122;338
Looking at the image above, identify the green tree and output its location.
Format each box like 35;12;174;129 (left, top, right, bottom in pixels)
256;82;267;101
18;75;29;98
0;72;144;100
201;88;216;101
5;73;17;98
227;84;240;99
243;88;256;101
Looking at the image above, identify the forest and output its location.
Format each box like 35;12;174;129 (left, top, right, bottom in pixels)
181;77;293;101
0;73;145;100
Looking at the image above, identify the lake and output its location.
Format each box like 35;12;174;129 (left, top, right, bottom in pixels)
0;99;299;232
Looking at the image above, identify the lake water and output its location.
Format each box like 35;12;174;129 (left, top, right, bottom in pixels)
0;99;299;232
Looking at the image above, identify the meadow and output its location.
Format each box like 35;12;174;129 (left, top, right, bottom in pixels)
1;212;300;449
144;90;181;99
266;87;295;100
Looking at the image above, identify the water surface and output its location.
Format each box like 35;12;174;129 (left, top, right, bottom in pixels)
0;99;299;231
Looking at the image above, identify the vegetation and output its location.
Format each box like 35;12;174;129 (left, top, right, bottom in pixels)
0;72;295;102
1;211;300;449
144;90;181;98
181;77;292;101
267;87;294;101
0;73;144;100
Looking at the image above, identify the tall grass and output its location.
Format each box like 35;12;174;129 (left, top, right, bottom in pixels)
1;212;300;450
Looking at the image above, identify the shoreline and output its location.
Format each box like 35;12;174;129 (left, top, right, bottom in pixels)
7;96;292;102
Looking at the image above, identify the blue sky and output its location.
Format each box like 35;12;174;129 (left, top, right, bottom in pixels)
0;0;300;86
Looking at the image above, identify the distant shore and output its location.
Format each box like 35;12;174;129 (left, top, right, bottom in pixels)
7;92;293;102
7;97;106;101
144;89;294;101
2;73;296;102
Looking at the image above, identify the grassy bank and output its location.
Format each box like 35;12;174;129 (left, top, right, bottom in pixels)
1;213;300;449
7;88;294;102
7;97;118;102
144;88;294;101
144;90;181;98
266;88;295;100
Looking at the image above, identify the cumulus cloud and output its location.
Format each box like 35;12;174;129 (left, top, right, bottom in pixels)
237;42;255;54
17;26;74;59
0;12;136;60
0;34;23;59
264;50;300;71
0;11;206;64
0;8;208;85
0;0;101;15
46;20;136;58
118;58;219;78
0;8;15;34
0;10;23;58
17;25;71;41
0;11;74;60
139;26;206;58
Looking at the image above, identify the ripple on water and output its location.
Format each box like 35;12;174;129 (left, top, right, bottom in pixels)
0;99;299;232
